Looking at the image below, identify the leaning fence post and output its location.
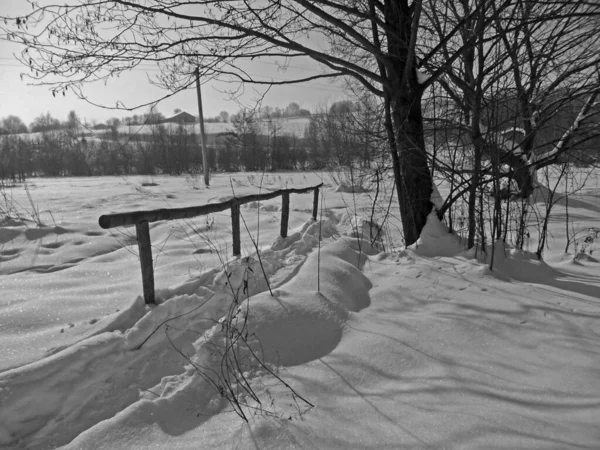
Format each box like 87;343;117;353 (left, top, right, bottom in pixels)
312;188;319;221
135;220;155;305
231;201;241;256
280;192;290;238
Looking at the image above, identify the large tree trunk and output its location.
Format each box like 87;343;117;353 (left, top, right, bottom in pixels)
392;92;433;246
384;0;433;246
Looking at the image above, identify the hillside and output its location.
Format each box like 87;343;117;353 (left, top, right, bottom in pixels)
93;117;311;138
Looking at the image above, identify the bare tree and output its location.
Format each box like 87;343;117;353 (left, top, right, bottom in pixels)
4;0;597;244
0;0;516;245
0;116;28;135
29;112;61;133
426;0;600;249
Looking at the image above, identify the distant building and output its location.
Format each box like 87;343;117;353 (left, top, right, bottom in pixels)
160;111;196;124
92;123;110;130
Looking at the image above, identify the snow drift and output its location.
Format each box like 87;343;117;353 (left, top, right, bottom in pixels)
0;218;375;449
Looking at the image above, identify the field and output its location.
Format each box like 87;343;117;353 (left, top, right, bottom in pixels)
0;169;599;449
0;172;333;370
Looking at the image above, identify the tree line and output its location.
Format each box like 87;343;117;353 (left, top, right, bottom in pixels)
0;100;313;135
0;100;383;180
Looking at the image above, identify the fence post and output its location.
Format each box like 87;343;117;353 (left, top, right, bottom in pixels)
280;192;290;238
312;188;319;221
135;220;155;304
231;202;241;256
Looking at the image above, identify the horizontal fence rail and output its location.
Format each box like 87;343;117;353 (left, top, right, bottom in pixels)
99;184;322;229
98;183;322;304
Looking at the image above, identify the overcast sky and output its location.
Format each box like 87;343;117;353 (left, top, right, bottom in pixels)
0;3;347;125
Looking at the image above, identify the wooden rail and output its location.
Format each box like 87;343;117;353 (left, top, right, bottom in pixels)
99;183;322;304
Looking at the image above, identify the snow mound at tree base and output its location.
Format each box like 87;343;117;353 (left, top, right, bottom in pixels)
574;252;599;263
408;211;560;286
409;211;466;257
484;241;559;284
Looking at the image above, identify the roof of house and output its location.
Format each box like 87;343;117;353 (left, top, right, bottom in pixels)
161;111;196;123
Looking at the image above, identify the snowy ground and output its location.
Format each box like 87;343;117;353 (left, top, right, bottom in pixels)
0;170;599;449
85;117;311;139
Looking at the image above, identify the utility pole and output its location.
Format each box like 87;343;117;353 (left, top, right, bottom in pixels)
195;66;209;187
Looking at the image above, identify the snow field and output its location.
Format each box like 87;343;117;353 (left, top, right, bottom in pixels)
0;170;599;449
0;173;337;371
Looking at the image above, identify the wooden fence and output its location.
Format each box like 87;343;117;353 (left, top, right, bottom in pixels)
98;183;322;304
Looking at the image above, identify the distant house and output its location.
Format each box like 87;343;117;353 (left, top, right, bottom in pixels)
92;123;110;130
160;111;196;124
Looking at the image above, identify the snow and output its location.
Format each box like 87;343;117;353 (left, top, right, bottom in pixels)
416;68;431;85
409;210;465;257
1;171;600;449
84;117;311;140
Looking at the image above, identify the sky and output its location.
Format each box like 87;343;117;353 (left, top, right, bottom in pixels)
0;2;348;126
0;39;347;125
